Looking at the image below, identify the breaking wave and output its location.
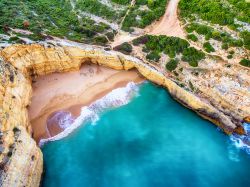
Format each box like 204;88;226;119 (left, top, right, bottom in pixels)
39;82;139;146
230;123;250;156
47;111;75;130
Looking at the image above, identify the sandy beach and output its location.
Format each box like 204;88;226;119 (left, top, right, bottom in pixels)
28;63;144;142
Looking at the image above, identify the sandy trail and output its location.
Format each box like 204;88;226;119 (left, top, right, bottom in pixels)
111;32;137;48
111;0;185;47
111;0;136;47
147;0;185;38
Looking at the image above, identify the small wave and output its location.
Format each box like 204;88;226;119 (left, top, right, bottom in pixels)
39;82;139;147
47;111;75;130
230;123;250;156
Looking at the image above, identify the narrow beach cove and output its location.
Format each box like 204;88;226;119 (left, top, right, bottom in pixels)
28;64;144;142
41;82;250;187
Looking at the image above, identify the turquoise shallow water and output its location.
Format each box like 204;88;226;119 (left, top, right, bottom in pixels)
42;82;250;187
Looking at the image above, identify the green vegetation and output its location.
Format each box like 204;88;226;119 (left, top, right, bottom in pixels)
122;0;168;32
222;43;229;50
182;47;205;67
76;0;126;22
146;51;161;62
111;0;130;5
203;42;215;53
187;34;198;42
166;59;179;71
132;35;205;66
132;35;149;46
0;0;120;45
179;0;250;26
240;59;250;67
180;0;249;51
189;81;195;91
113;42;132;55
240;31;250;50
93;36;108;46
185;23;245;49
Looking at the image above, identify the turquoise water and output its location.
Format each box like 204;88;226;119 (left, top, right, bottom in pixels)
42;82;250;187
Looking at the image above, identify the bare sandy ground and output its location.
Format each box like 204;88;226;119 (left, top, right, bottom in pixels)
28;64;144;142
111;0;185;47
147;0;185;38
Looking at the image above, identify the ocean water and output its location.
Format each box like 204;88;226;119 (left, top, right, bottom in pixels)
42;82;250;187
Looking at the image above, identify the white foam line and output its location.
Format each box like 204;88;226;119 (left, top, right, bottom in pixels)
230;123;250;155
39;82;139;147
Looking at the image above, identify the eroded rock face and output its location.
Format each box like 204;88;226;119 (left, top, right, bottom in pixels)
0;44;248;186
244;116;250;123
0;56;42;187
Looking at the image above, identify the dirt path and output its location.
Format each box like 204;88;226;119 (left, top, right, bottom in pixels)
111;0;186;48
147;0;185;38
111;0;136;47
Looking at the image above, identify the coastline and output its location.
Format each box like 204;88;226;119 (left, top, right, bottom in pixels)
28;64;144;143
1;43;249;187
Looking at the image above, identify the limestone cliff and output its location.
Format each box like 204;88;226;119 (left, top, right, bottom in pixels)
0;44;248;186
0;56;42;187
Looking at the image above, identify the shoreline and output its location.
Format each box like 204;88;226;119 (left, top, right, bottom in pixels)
28;64;144;143
38;81;141;146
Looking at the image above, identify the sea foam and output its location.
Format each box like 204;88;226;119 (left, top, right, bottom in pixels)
39;82;139;147
230;123;250;155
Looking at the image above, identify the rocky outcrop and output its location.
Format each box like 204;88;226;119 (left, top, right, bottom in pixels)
0;44;248;186
0;57;42;187
244;116;250;123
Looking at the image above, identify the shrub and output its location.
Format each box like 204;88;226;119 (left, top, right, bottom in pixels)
182;47;205;66
111;0;130;5
188;61;198;67
166;59;179;71
93;36;108;45
211;31;221;41
187;34;198;42
240;31;250;50
106;32;115;41
142;46;150;53
113;42;132;55
222;43;229;50
13;127;20;133
189;81;195;91
203;42;215;53
132;35;149;46
146;51;161;62
7;151;12;157
240;59;250;67
229;39;243;47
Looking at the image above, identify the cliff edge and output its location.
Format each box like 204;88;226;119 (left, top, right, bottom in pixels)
0;44;248;186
